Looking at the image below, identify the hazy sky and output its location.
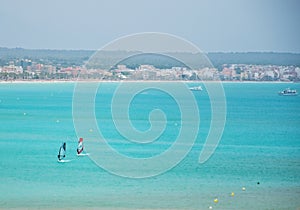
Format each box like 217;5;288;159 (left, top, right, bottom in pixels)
0;0;299;52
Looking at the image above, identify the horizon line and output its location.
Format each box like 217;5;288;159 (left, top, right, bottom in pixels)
0;47;300;54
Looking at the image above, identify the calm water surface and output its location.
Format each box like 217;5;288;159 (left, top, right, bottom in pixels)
0;82;299;209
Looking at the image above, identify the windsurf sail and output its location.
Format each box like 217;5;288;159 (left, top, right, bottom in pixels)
77;138;84;155
58;142;66;161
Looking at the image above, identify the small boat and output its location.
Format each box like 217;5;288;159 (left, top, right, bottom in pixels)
189;86;202;91
77;137;89;156
57;142;70;162
278;88;298;96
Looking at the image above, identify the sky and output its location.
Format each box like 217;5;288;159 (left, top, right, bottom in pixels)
0;0;299;52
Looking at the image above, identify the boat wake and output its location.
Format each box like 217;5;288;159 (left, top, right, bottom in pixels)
77;153;90;157
57;159;72;163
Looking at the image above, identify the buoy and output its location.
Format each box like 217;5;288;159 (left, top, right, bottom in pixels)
231;192;235;197
242;187;246;191
257;182;260;185
213;198;218;203
209;206;213;209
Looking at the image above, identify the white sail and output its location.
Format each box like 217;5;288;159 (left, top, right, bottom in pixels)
58;142;66;161
76;137;89;156
77;138;84;155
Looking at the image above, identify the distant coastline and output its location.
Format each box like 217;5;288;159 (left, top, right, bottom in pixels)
0;79;296;84
1;48;300;82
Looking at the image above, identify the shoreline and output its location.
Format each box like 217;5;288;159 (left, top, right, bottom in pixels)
0;79;297;84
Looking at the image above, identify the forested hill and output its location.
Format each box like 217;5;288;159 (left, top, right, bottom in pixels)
207;52;300;69
0;47;92;67
1;47;300;69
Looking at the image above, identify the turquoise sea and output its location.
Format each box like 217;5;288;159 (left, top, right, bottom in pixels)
0;82;299;210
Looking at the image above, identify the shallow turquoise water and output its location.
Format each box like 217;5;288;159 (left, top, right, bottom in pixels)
0;82;299;209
